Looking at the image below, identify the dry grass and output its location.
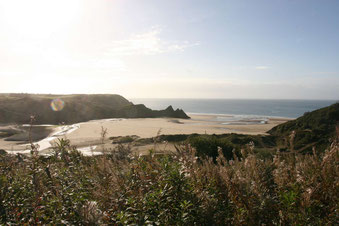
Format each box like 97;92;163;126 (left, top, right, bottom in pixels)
0;131;338;224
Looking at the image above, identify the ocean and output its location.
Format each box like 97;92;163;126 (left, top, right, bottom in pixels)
130;99;337;119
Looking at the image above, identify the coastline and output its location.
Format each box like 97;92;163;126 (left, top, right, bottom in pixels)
0;113;291;155
187;112;295;120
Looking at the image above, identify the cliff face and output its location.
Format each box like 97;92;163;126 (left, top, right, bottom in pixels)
0;94;190;124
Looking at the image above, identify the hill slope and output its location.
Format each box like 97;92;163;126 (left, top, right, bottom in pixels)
0;94;190;124
268;102;339;152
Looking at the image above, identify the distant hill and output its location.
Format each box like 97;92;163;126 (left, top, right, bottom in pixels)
0;94;190;124
268;102;339;152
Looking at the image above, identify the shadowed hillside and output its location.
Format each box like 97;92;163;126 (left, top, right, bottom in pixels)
0;94;190;124
268;102;339;152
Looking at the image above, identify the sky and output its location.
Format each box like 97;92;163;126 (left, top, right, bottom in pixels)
0;0;338;99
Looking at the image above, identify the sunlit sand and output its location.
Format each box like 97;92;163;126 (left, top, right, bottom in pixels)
0;114;290;155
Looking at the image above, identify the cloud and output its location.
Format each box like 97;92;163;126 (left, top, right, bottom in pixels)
255;66;269;70
105;29;199;56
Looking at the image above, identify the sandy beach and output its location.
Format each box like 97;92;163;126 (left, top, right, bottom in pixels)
66;114;288;140
0;114;290;155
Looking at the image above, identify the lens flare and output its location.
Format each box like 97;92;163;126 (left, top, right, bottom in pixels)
50;98;65;111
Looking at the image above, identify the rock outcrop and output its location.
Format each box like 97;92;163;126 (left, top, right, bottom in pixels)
117;104;190;119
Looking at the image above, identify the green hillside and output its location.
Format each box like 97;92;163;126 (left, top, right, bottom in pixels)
0;94;189;124
268;102;339;152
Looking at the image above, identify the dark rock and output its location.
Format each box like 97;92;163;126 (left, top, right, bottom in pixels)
117;104;190;119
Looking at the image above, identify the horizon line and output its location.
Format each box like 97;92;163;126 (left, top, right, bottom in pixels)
0;92;337;102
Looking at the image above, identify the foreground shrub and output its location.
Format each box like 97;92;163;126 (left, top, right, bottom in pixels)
188;135;238;160
0;136;338;225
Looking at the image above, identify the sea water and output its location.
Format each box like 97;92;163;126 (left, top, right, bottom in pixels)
130;99;337;119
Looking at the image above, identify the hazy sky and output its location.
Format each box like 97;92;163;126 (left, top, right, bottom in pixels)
0;0;338;99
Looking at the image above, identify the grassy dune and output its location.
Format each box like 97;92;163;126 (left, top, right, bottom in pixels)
269;102;339;152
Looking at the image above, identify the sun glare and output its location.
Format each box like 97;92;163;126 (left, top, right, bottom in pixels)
0;0;82;38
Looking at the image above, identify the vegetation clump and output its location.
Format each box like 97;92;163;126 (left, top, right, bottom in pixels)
0;133;338;224
109;135;140;144
269;103;339;152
